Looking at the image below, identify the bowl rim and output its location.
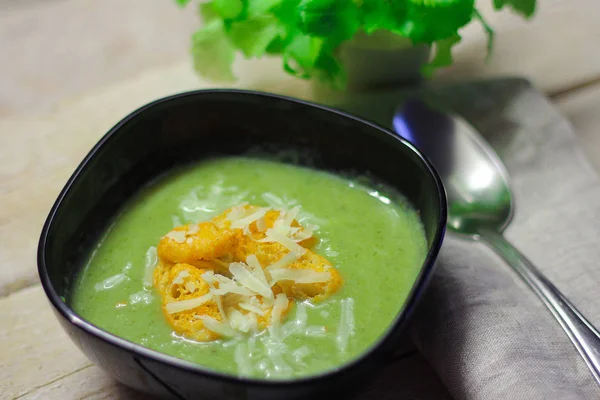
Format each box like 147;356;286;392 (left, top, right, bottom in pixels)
37;88;447;387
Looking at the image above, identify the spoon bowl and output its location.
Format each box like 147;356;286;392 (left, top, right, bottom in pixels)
394;99;512;236
393;98;600;386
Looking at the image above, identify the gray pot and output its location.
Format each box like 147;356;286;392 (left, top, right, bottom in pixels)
312;30;431;103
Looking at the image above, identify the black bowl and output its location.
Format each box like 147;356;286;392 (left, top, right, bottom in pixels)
38;90;446;400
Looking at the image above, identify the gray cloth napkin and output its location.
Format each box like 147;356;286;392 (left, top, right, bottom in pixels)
338;79;600;399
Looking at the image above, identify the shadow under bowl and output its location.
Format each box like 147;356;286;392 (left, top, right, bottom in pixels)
38;90;447;400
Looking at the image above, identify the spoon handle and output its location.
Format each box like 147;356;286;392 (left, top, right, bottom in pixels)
478;228;600;385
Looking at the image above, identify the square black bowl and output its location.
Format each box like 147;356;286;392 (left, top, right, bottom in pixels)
38;90;446;400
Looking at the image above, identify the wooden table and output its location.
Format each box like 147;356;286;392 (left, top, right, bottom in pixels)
2;0;600;398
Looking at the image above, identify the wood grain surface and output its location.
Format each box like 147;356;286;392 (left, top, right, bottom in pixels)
2;0;600;398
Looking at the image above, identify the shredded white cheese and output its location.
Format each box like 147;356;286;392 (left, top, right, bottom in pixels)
271;293;289;333
142;246;158;288
212;274;255;296
265;252;298;272
94;273;128;292
238;299;267;316
292;346;310;366
256;215;267;232
226;203;247;222
230;208;268;229
269;269;331;284
185;282;197;293
172;270;190;285
281;206;300;228
245;255;269;288
165;230;186;243
197;315;238;338
165;293;212;314
264;229;306;255
202;271;228;322
128;290;153;305
234;342;253;375
228;308;253;333
336;298;355;353
229;262;273;300
290;229;313;242
304;326;327;337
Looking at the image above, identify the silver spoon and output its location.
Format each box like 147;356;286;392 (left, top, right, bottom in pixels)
393;99;600;385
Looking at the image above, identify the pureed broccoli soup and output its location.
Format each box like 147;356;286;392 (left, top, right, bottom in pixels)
72;156;427;379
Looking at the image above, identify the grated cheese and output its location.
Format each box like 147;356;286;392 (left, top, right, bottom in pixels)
172;270;190;285
234;342;253;375
165;230;186;243
269;269;331;284
336;298;355;353
264;229;306;255
230;208;268;229
185;282;197;293
304;326;327;337
197;315;238;338
228;308;251;333
245;255;269;288
271;293;289;333
129;290;153;305
94;273;128;292
212;274;255;296
265;252;298;273
225;203;247;222
238;300;267;316
165;293;212;314
256;215;267;232
202;271;228;322
281;206;300;228
142;246;158;288
292;346;310;366
229;262;273;299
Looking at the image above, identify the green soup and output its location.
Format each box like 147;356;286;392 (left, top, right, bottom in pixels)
72;157;427;379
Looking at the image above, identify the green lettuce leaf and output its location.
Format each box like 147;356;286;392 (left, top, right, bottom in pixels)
314;51;346;89
283;34;324;78
191;20;236;82
185;0;536;87
227;15;285;57
212;0;244;19
398;0;475;43
247;0;284;17
360;0;407;34
493;0;536;18
296;0;361;45
422;34;461;76
198;2;220;23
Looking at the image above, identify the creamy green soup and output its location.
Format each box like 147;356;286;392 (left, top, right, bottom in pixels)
72;157;426;379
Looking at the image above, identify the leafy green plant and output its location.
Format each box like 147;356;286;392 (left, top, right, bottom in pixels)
176;0;536;88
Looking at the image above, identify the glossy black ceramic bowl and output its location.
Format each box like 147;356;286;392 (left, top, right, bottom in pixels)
38;90;446;400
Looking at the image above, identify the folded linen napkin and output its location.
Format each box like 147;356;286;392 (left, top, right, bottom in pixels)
339;79;600;399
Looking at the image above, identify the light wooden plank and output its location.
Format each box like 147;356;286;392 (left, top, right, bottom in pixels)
2;0;600;122
15;352;451;400
0;285;92;399
440;0;600;95
0;284;448;399
555;81;600;173
16;365;147;400
0;60;309;296
0;0;197;117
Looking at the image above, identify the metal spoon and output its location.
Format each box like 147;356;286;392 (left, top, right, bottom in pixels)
393;99;600;385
